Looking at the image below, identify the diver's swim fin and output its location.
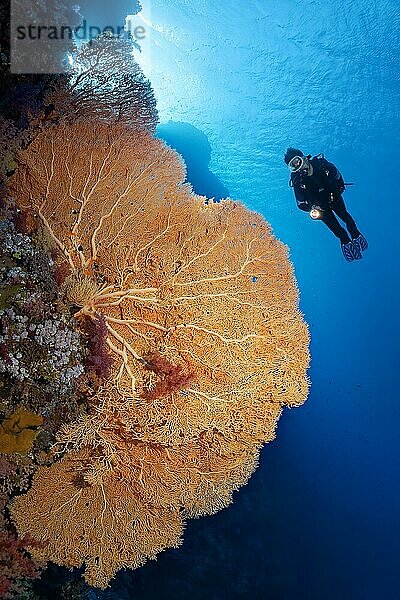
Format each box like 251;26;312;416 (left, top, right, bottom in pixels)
352;233;368;253
341;240;362;262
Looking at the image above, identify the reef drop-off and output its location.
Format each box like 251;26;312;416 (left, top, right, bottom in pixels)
1;34;310;590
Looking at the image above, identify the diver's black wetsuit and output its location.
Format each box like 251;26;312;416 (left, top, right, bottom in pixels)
291;156;360;244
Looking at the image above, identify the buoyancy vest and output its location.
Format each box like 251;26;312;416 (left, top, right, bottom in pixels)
290;155;345;203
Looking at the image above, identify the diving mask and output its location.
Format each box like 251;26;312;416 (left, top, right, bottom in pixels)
288;155;308;173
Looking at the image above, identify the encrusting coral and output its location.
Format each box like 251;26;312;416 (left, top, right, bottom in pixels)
6;119;310;587
0;117;30;182
0;408;43;454
0;217;87;404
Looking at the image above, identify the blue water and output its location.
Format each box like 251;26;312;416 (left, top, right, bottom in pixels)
66;1;400;598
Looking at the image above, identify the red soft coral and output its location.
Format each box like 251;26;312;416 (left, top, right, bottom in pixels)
80;313;114;380
0;530;44;599
144;352;196;401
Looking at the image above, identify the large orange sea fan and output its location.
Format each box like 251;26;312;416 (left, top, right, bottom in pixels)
8;122;310;587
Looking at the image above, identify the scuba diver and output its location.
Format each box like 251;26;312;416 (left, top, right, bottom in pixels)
284;148;368;261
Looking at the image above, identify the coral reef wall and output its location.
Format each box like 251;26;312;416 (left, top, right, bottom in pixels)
1;34;310;590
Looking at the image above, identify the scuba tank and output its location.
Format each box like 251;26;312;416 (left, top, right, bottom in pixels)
312;153;354;187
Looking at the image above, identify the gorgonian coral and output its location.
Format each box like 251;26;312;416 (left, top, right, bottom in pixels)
44;34;158;132
7;121;310;587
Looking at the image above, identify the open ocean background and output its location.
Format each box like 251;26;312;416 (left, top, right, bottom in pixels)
41;1;400;598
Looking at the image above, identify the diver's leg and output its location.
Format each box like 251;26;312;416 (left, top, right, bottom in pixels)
331;195;360;239
320;209;351;244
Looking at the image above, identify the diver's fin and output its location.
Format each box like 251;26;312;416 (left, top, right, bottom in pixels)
341;241;362;262
352;233;368;253
351;241;362;260
341;241;355;262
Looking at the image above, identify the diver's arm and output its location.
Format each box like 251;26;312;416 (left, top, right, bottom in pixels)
293;185;312;211
297;200;311;211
